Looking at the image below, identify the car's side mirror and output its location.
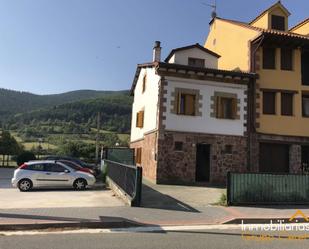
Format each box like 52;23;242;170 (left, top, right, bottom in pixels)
64;169;70;173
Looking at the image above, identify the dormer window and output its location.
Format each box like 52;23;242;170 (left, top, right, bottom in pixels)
188;57;205;68
271;15;285;31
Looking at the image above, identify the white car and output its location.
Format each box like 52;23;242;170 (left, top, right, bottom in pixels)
12;160;96;191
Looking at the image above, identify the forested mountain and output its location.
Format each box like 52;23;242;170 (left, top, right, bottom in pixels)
0;88;132;157
0;88;129;120
7;94;132;133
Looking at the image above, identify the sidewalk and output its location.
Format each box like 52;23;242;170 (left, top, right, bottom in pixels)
1;176;309;230
1;204;309;231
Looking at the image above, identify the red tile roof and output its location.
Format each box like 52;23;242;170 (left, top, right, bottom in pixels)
216;17;309;41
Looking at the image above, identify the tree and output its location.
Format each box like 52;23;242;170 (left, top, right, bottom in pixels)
16;151;36;166
0;131;22;166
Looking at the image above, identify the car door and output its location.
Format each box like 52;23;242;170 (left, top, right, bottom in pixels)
42;163;71;187
27;163;46;187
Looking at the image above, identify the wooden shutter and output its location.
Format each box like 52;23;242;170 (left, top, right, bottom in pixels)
140;111;144;128
136;111;144;128
301;51;309;86
263;91;276;114
281;93;293;116
281;48;293;70
232;98;238;119
216;96;223;118
263;47;276;69
177;92;182;114
185;94;195;115
136;112;140;127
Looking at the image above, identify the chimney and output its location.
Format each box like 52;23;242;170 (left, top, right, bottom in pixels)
153;41;161;62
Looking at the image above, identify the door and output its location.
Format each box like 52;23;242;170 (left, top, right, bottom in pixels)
38;163;71;187
196;144;210;182
259;143;289;173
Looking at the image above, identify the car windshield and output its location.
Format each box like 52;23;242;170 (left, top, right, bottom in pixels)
58;161;81;171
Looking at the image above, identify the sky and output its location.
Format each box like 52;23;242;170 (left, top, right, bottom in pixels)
0;0;307;94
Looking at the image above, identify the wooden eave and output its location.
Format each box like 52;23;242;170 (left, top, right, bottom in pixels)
252;32;309;48
130;62;257;96
155;62;257;85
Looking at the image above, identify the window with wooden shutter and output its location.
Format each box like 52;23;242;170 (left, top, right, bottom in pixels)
271;15;285;31
177;93;196;116
281;93;293;116
216;96;237;119
135;148;142;164
136;110;144;128
281;48;293;71
263;47;276;69
263;91;276;115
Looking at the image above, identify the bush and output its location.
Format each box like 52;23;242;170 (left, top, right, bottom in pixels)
16;151;36;166
214;193;227;206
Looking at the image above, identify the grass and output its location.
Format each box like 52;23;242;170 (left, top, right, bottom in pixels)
22;142;57;150
11;132;23;142
213;193;228;206
9;129;129;153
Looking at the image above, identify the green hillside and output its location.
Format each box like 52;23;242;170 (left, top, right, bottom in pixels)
7;94;132;133
1;88;133;157
0;88;129;120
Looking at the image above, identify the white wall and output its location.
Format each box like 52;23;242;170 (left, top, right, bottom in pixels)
163;77;247;136
167;48;218;69
130;68;161;142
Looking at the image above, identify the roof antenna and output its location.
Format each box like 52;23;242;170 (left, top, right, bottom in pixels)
202;0;217;19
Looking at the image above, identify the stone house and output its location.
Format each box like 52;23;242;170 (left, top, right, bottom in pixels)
130;42;256;184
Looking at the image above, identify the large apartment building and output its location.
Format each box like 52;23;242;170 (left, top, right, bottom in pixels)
205;1;309;173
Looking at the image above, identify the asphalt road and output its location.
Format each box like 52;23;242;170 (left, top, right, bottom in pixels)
1;229;309;249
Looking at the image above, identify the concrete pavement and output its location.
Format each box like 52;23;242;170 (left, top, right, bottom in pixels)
0;167;124;209
2;167;309;231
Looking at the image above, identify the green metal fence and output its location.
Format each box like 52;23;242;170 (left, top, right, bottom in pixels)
227;172;309;205
103;147;134;165
104;159;142;207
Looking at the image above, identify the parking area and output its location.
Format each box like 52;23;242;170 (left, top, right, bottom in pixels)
0;168;124;209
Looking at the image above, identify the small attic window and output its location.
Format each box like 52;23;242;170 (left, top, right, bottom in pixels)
188;57;205;68
271;15;285;31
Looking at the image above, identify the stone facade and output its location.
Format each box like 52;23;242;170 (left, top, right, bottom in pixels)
289;144;302;173
130;131;158;182
156;131;248;184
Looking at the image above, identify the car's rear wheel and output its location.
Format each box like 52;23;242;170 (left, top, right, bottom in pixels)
18;179;33;192
73;178;87;190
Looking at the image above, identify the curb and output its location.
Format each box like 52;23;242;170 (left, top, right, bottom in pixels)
224;217;309;225
0;220;143;231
